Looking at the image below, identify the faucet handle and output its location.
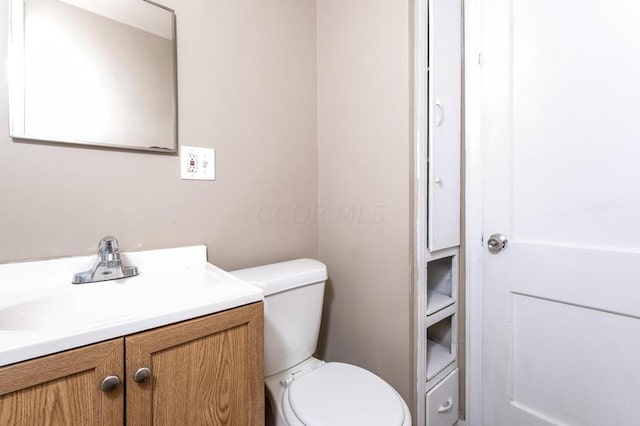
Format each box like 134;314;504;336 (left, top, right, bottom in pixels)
98;236;120;261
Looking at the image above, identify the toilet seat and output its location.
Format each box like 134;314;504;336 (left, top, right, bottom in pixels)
282;362;406;426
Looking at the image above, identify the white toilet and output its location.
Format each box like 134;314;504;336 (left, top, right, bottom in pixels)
232;259;411;426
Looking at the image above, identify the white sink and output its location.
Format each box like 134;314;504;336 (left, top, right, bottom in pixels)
0;288;133;330
0;246;263;366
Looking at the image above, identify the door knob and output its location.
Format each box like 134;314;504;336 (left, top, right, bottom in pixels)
100;375;120;392
133;367;152;383
487;233;508;253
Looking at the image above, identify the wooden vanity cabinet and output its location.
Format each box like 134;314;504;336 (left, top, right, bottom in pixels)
0;302;264;426
126;302;264;425
0;339;124;425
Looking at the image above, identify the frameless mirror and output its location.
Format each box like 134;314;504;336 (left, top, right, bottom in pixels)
8;0;177;152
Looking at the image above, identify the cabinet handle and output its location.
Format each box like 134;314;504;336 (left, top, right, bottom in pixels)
434;98;444;126
133;367;152;383
438;397;453;413
100;375;121;392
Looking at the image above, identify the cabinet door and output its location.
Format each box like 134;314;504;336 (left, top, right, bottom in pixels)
426;369;459;426
125;302;264;426
0;339;124;426
428;0;462;251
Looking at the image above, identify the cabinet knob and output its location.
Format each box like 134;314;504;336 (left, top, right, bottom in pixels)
133;367;152;383
100;375;121;392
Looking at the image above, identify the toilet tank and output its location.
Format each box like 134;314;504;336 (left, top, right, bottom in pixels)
231;259;327;377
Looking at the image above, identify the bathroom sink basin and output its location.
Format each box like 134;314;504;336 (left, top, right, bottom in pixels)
0;271;230;331
0;288;132;331
0;246;263;366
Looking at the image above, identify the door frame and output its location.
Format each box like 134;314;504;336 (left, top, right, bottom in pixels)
463;0;485;425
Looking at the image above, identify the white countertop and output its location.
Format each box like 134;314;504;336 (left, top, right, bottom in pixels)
0;245;263;367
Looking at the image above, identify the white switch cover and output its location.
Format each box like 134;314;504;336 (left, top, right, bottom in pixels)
180;145;215;181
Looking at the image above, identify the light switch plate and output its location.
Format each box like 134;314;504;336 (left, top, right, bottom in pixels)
180;145;215;181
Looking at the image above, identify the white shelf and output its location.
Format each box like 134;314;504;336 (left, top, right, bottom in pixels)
426;339;455;380
426;255;456;317
426;290;455;315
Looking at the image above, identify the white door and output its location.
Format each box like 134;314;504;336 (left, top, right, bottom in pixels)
477;0;640;425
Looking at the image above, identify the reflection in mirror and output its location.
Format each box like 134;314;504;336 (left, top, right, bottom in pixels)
8;0;177;152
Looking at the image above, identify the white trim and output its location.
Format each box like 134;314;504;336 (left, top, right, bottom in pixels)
415;0;429;423
464;0;485;425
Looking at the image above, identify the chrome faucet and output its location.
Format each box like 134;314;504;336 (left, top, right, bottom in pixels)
72;237;139;284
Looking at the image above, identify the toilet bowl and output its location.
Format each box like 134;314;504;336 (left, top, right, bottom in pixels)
232;259;411;426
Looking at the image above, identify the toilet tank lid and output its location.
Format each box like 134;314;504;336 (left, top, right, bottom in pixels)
230;259;327;296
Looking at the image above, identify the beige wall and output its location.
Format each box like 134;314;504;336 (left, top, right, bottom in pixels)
0;0;318;270
316;0;413;406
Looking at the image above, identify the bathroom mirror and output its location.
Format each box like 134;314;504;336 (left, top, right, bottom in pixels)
8;0;177;152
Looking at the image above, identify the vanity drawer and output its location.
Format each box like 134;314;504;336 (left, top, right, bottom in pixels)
426;368;458;426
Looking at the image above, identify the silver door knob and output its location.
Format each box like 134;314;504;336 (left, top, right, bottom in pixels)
487;233;508;253
100;375;120;392
133;367;152;383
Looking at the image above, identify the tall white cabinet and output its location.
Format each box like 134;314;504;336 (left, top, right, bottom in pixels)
416;0;462;424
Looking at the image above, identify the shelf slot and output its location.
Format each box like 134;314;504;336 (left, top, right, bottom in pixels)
426;313;456;380
426;256;455;315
